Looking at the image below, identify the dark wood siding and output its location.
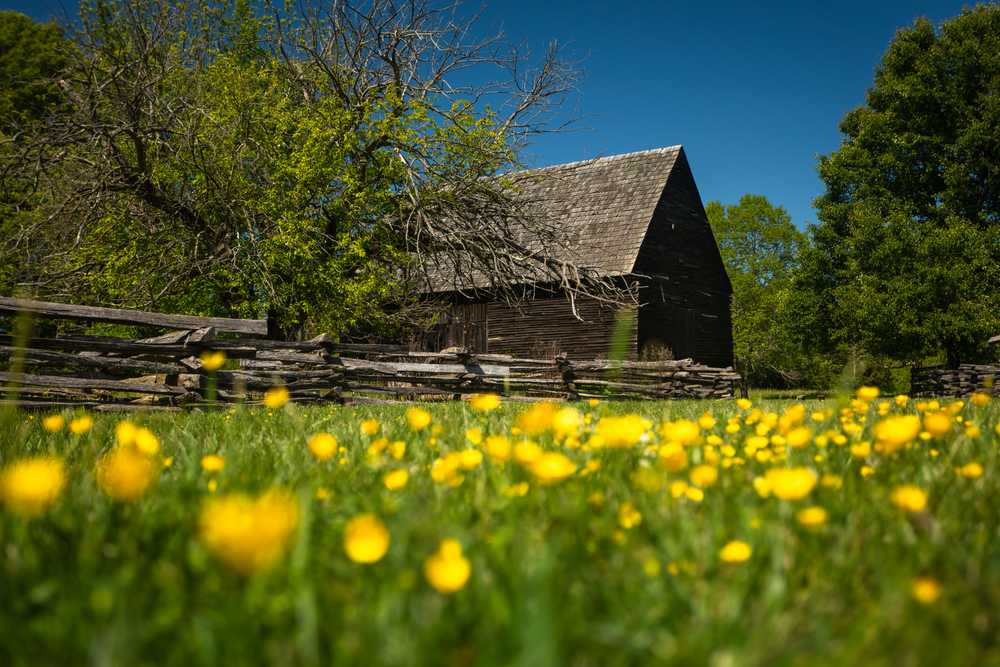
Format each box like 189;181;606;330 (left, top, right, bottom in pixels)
486;297;636;359
632;149;734;368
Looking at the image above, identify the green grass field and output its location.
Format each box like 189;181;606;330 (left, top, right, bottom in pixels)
2;392;1000;666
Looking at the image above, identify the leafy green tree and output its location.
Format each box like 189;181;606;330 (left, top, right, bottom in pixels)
1;0;613;340
805;4;1000;367
706;194;805;395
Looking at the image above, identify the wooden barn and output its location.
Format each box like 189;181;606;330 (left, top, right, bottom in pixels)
420;146;734;368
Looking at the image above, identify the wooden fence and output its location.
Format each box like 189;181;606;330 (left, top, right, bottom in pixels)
0;298;738;412
910;364;1000;398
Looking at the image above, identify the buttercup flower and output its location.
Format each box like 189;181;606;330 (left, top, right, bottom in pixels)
689;465;718;488
873;415;921;454
469;393;500;412
658;442;688;471
786;427;812;449
765;467;816;500
857;386;880;401
344;514;390;563
199;350;227;372
97;449;157;501
617;501;642;529
911;577;942;604
530;452;577;483
69;416;93;435
922;411;952;437
660;419;700;445
406;408;432;431
719;540;752;563
890;485;928;513
485;435;511;462
134;427;160;456
199;490;299;576
513;441;543;465
309;433;338;461
384;469;409;490
42;415;64;433
424;539;471;594
595;414;652;448
465;428;483;445
201;455;226;472
959;462;984;479
0;457;66;517
796;506;828;530
264;387;290;409
514;403;558;435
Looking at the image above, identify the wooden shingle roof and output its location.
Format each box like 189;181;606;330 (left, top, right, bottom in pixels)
510;145;682;275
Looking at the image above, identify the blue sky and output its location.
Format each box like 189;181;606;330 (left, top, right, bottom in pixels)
6;0;975;229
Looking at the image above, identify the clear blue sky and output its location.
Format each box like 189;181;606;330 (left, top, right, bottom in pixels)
6;0;975;229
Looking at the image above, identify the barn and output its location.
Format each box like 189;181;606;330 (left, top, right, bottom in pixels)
419;146;734;368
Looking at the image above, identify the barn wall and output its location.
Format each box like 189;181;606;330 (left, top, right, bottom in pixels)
632;148;734;368
486;297;636;360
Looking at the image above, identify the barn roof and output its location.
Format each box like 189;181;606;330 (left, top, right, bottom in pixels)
417;145;686;293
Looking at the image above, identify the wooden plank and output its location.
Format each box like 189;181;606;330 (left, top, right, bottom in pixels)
0;297;267;335
0;371;188;396
0;346;187;374
0;335;257;359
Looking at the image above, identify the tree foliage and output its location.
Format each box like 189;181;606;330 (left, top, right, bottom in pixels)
1;0;621;340
706;194;805;393
804;3;1000;366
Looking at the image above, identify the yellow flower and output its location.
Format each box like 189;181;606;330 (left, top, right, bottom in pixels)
361;420;380;436
384;469;409;490
0;457;66;517
765;467;816;500
660;419;701;445
736;398;753;410
965;425;981;439
116;421;137;447
69;416;93;435
368;438;388;455
553;408;583;440
199;350;227;372
685;487;704;502
796;506;828;530
752;476;772;498
309;433;338;461
970;392;991;407
698;412;716;430
850;441;871;458
97;449;157;501
163;457;173;468
670;480;689;498
923;411;952;437
595;414;652;448
688;465;718;488
617;501;642;529
430;454;463;483
389;440;406;459
514;403;558;435
820;474;843;490
895;394;909;407
484;435;511;462
264;386;290;409
503;482;530;498
199;490;299;576
890;485;928;513
657;442;688;471
529;452;577;483
42;415;64;433
860;465;875;477
424;539;471;594
134;428;160;456
406;407;432;431
465;428;483;445
513;440;543;465
786;427;812;449
911;577;942;604
873;415;921;454
469;393;500;412
958;462;984;479
719;540;752;563
588;398;600;407
459;449;483;470
857;386;879;401
201;455;226;472
344;514;390;563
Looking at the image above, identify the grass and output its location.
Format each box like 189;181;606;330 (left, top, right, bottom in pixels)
2;394;1000;666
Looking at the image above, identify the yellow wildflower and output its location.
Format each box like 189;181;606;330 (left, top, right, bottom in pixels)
657;442;688;471
660;419;700;445
308;433;337;461
201;455;225;472
765;467;816;500
97;449;157;501
820;474;843;490
361;420;380;436
719;540;752;563
685;487;704;502
911;577;942;604
343;514;390;563
670;480;689;498
873;415;921;454
465;428;483;445
860;465;875;477
958;463;984;479
617;501;642;529
384;469;409;490
786;427;812;449
424;539;471;594
752;476;772;498
529;452;577;483
698;412;716;430
469;393;500;412
857;386;879;401
514;402;558;435
459;449;483;470
923;411;952;437
850;441;871;458
553;408;583;440
199;490;299;576
430;454;462;483
484;435;511;462
688;465;718;488
971;392;991;407
890;485;928;513
42;415;64;433
406;408;432;432
134;428;160;456
389;440;406;459
69;416;93;435
199;350;227;372
595;414;652;448
736;398;752;410
965;425;981;439
0;457;66;518
513;441;543;465
263;387;290;409
796;506;828;530
503;482;530;498
895;394;909;407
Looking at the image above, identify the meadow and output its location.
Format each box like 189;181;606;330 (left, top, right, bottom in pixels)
2;391;1000;666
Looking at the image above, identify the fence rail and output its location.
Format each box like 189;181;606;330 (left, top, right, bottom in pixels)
2;299;738;411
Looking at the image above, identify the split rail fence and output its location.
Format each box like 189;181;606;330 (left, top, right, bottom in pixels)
1;298;738;412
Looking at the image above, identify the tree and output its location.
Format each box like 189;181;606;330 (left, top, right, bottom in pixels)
804;4;1000;367
706;194;805;395
0;0;626;340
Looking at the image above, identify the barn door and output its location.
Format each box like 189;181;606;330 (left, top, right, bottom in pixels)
439;304;488;353
676;307;697;361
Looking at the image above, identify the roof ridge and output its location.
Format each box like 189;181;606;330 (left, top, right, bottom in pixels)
523;145;682;174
